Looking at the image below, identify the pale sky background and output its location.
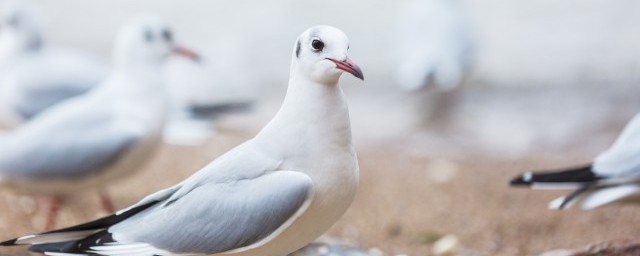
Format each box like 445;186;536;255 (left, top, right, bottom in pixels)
2;0;639;155
8;0;640;90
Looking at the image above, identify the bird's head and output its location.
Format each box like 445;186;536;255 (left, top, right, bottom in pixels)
292;25;363;84
114;14;199;70
0;1;43;52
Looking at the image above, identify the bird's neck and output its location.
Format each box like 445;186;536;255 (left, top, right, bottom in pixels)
104;66;168;126
113;64;164;98
255;73;353;156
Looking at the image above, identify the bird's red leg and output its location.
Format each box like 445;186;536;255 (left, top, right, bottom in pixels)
44;196;62;231
99;190;115;214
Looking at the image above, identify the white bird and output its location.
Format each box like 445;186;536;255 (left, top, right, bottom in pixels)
0;1;109;127
0;25;364;256
394;0;474;91
0;15;199;230
162;100;254;146
511;113;640;210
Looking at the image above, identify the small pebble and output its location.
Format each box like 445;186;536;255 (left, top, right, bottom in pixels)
432;234;460;256
426;159;458;183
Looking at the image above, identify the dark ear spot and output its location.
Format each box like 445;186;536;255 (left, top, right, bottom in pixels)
295;40;301;58
144;29;153;43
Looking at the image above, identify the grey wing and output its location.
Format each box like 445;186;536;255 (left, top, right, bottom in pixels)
0;118;142;180
14;85;90;119
104;171;313;255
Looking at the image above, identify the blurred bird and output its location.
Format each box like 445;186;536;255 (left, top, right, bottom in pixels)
0;25;363;256
511;113;640;210
162;90;254;146
0;1;109;127
394;0;474;91
160;30;257;145
0;15;199;229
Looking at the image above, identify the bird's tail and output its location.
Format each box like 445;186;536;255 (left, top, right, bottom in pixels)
510;164;600;190
0;201;156;254
549;184;640;210
27;230;114;255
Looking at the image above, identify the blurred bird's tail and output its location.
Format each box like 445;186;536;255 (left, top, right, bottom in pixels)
188;101;254;120
510;164;640;210
510;164;600;189
509;164;599;210
549;184;640;210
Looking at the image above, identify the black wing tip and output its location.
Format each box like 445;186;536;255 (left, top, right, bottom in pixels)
28;230;115;254
0;238;18;246
509;164;597;186
510;174;532;186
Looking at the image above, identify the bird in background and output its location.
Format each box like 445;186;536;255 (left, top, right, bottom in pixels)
0;0;109;127
0;25;364;256
394;0;474;92
162;62;255;146
0;14;199;230
511;113;640;210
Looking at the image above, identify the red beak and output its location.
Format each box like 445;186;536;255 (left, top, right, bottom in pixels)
172;46;201;62
326;57;364;80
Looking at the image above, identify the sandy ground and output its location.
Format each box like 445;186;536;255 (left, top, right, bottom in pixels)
1;84;640;256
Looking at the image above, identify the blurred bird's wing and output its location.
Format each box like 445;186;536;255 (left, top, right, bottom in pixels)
7;49;109;119
0;98;143;180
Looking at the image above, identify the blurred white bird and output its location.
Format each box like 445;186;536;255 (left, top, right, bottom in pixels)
0;14;199;229
395;0;474;91
0;25;363;256
511;113;640;210
162;36;257;145
0;1;109;127
162;100;254;146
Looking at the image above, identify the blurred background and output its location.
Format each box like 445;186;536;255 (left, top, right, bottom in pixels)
1;0;640;255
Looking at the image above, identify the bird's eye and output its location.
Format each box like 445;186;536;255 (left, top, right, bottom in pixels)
311;39;324;51
162;29;173;43
144;29;154;43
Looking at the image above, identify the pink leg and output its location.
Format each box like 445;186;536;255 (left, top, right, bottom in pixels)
99;191;115;214
44;196;62;231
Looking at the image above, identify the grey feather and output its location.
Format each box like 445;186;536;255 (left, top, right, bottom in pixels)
0;95;142;179
13;85;90;119
107;170;312;254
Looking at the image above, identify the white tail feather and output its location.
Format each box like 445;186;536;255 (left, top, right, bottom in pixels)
89;242;167;256
548;196;569;210
44;252;88;256
580;185;640;210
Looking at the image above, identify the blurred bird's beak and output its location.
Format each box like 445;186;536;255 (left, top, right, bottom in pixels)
172;46;201;62
326;57;364;80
